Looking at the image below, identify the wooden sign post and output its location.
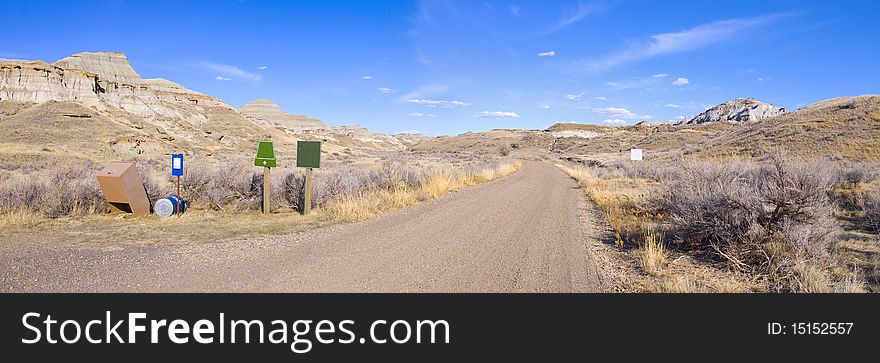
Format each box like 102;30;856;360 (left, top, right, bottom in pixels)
297;140;321;215
254;141;276;214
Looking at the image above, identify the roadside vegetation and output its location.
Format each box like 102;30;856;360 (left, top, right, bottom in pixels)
559;155;879;293
0;155;521;243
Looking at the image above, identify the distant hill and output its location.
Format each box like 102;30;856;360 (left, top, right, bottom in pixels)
239;99;326;129
410;96;880;162
0;52;411;165
678;98;786;125
686;95;880;160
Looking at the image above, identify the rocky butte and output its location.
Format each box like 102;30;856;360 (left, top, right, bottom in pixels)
0;51;230;124
239;99;326;130
677;98;787;125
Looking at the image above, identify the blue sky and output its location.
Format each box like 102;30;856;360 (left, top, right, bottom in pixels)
1;0;878;135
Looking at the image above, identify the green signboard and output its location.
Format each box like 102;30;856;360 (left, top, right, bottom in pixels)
254;140;276;167
296;140;321;168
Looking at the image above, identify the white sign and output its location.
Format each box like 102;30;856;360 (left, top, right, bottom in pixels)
172;158;182;170
630;149;643;161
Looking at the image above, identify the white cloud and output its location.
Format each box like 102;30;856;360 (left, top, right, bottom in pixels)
563;93;584;101
592;107;651;120
475;111;520;118
197;62;262;81
362;75;373;80
664;103;682;108
540;104;551;109
406;99;471;108
757;77;769;82
651;73;668;78
584;13;785;70
214;76;232;81
672;77;690;86
601;119;627;125
537;50;556;57
407;112;436;118
510;5;520;16
594;96;607;101
377;87;394;94
257;65;268;70
548;1;606;33
398;84;449;101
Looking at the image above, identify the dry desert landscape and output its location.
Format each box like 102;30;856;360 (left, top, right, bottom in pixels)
1;52;879;293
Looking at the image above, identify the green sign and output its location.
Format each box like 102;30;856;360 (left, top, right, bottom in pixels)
296;140;321;168
254;141;276;167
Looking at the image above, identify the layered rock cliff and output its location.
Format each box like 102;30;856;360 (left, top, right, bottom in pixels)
0;52;230;124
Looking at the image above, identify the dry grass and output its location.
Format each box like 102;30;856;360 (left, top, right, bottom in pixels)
325;186;427;222
0;210;43;228
421;170;458;198
0;158;523;246
640;231;666;275
556;163;661;248
328;160;522;221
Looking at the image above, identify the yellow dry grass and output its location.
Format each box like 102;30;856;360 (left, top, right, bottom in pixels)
0;210;43;228
330;160;522;221
325;186;428;222
556;164;660;248
640;231;666;275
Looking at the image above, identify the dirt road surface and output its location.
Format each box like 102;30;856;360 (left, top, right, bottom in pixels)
0;161;604;292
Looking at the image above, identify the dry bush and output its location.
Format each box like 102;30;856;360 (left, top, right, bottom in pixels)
183;159;260;211
0;160;106;218
862;195;880;233
282;171;306;211
43;161;106;217
838;163;878;187
658;155;840;291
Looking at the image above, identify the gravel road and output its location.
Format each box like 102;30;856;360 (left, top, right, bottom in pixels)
0;161;603;292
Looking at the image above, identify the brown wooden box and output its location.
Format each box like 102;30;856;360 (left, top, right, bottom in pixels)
95;162;150;216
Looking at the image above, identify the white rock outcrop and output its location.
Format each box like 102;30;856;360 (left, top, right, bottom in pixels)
0;52;231;124
678;98;787;125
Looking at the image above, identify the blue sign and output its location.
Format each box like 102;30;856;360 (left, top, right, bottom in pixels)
171;154;184;176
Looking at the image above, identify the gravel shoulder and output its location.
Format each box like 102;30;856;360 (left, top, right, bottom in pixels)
0;161;603;292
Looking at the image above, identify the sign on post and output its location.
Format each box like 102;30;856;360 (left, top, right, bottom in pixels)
297;140;321;214
630;148;643;180
296;141;321;168
255;141;277;167
171;154;184;216
171;154;184;176
254;141;276;214
630;149;643;161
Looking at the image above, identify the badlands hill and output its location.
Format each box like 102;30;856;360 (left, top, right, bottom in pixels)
412;96;880;162
0;52;412;166
239;99;326;129
678;98;787;125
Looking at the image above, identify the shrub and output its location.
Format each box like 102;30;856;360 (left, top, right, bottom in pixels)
182;159;260;211
658;156;838;290
0;160;106;218
863;195;880;233
838;163;877;187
